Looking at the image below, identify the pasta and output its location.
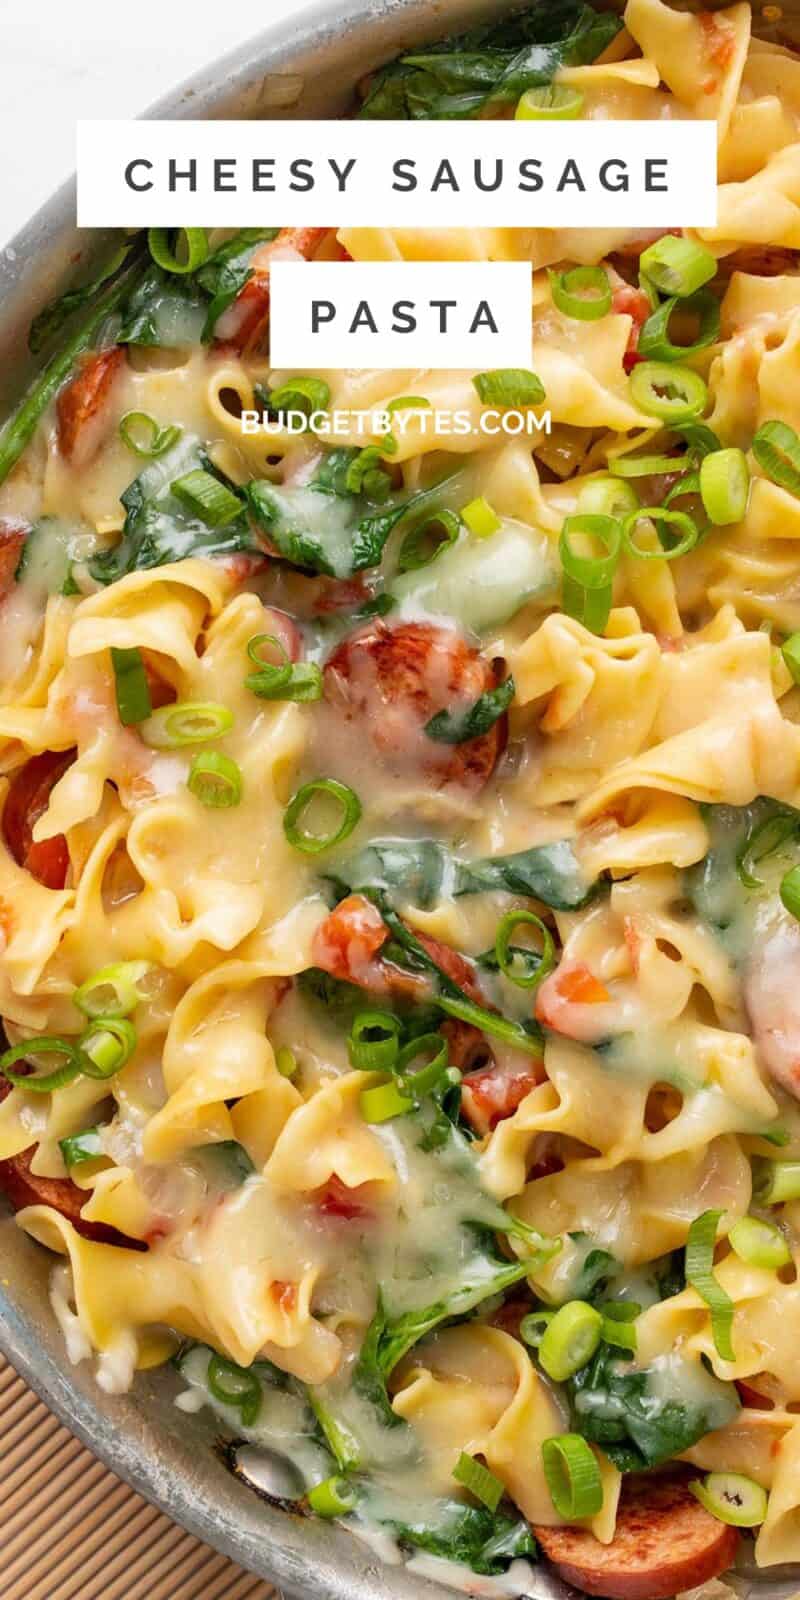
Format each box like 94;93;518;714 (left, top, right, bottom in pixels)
2;0;800;1593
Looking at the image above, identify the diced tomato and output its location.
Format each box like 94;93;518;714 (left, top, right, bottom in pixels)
311;893;390;987
317;1175;373;1221
699;9;736;68
623;916;643;976
735;1380;774;1411
551;964;610;1005
535;962;612;1040
216;551;271;586
461;1062;542;1133
3;749;75;890
57;346;126;467
271;1280;298;1312
612;282;653;374
0;519;28;602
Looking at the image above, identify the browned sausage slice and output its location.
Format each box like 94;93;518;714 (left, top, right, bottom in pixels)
534;1471;739;1600
0;1082;144;1250
56;346;126;467
323;619;507;791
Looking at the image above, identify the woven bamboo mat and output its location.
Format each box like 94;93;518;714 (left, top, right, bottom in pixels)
0;1354;277;1600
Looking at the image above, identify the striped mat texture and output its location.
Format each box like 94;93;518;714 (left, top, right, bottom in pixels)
0;1354;277;1600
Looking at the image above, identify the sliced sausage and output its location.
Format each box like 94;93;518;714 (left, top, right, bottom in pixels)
534;1470;739;1600
0;1083;143;1250
0;518;28;603
744;921;800;1100
215;226;330;353
323;619;507;791
57;346;126;468
3;749;75;890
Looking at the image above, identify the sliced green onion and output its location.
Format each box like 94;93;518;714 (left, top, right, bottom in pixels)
621;506;699;561
781;633;800;685
752;1158;800;1205
559;513;621;634
677;421;722;459
73;962;149;1020
691;1473;768;1528
307;1475;356;1517
344;446;392;501
359;1079;414;1123
110;645;152;728
207;1352;262;1426
0;1037;84;1093
348;1011;401;1072
639;236;717;298
609;451;684;479
473;370;545;408
542;1434;604;1519
386;396;431;415
685;1209;735;1362
147;227;209;275
140;702;234;749
249;660;322;702
520;1310;554;1348
397;509;461;573
244;632;322;704
424;676;514;745
578;477;639;519
461;497;501;538
438;993;542;1059
759;1122;791;1149
275;1046;298;1079
516;85;584;119
601;1305;638;1352
728;1215;790;1270
549;266;611;322
780;865;800;921
637;288;720;364
79;1017;137;1079
752;420;800;499
736;807;799;889
538;1300;604;1382
59;1126;104;1169
452;1452;504;1512
494;910;555;990
699;448;750;525
119;411;181;459
171;468;242;528
188;751;242;809
395;1032;449;1099
283;778;361;855
269;377;331;419
629;362;708;424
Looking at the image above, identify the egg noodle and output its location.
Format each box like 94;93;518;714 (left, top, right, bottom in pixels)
2;0;800;1590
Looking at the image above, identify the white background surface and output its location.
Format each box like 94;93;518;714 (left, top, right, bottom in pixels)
1;0;313;249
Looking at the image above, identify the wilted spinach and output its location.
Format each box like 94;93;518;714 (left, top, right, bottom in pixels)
359;1;620;118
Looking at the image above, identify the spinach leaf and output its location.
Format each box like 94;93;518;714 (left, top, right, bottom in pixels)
359;1;620;119
28;238;136;354
117;264;208;347
326;838;446;909
568;1342;740;1472
244;476;411;578
195;228;279;341
376;1234;530;1377
686;798;800;944
568;1239;620;1303
328;835;596;911
454;838;594;911
382;1498;535;1573
425;676;514;744
89;436;257;583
